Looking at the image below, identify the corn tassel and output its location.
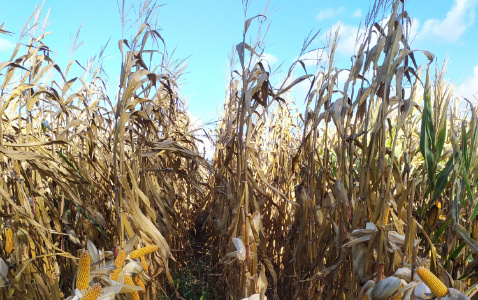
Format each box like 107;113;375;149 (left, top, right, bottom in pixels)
140;256;148;271
76;250;91;290
416;267;448;297
134;275;146;294
129;245;159;259
111;250;127;281
81;283;102;300
5;228;13;254
125;275;140;300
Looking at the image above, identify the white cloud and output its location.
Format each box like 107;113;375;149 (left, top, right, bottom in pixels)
352;9;362;18
259;52;278;66
248;52;278;69
0;38;15;52
316;6;346;21
336;69;351;87
457;64;478;100
406;18;421;41
417;0;477;43
321;22;365;57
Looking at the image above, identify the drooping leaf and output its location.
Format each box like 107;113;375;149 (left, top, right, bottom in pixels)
244;15;266;36
455;224;478;252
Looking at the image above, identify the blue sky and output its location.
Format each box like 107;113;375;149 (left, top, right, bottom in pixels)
1;0;478;127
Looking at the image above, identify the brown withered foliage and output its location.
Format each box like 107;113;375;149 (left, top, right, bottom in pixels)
1;1;478;299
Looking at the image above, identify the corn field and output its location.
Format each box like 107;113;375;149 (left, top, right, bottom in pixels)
1;0;478;299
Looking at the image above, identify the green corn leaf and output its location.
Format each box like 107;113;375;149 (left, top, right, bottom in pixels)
57;151;90;185
432;153;455;203
64;198;109;239
452;181;460;225
425;148;435;189
469;122;478;171
447;242;466;261
423;185;431;199
455;224;478;252
436;117;447;163
420;66;436;189
461;122;469;171
464;172;472;202
470;184;478;221
432;218;452;243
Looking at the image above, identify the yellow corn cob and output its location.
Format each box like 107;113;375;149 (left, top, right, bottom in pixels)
76;250;91;290
140;256;148;271
81;283;102;300
111;250;127;281
134;275;146;294
390;283;403;300
130;245;159;259
472;216;478;240
390;293;401;300
416;267;448;297
5;228;13;254
125;275;141;300
428;205;439;227
381;204;390;226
